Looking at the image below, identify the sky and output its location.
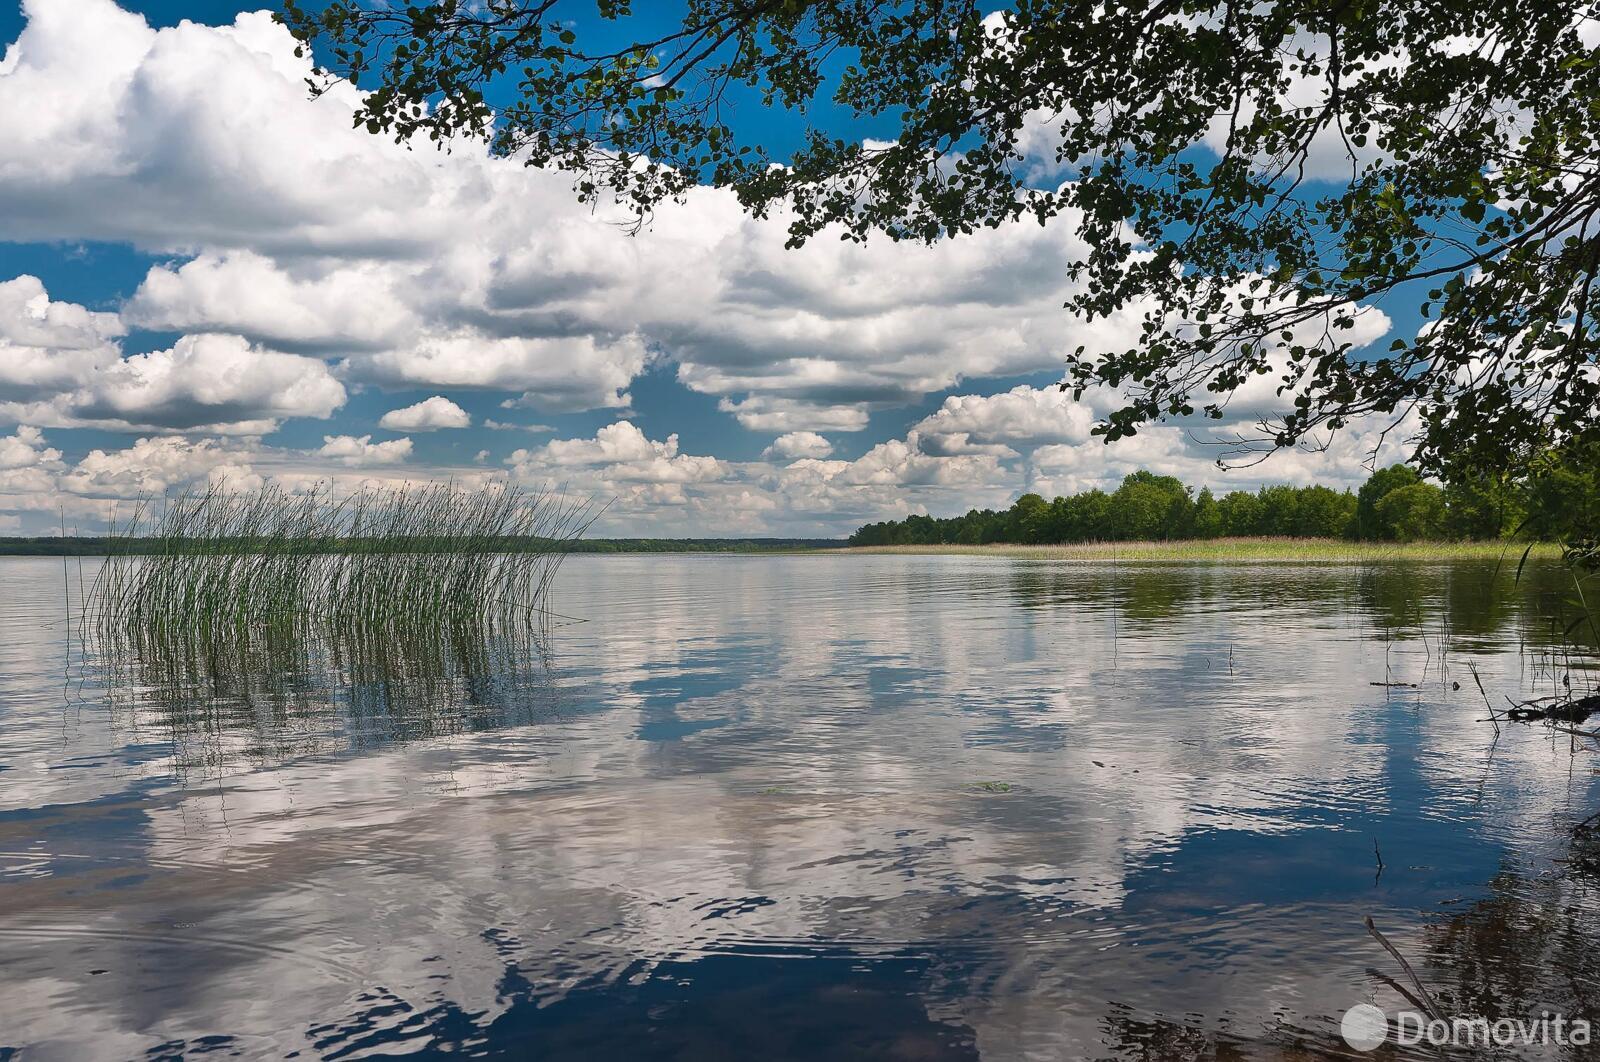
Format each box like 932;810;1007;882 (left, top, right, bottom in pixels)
0;0;1417;537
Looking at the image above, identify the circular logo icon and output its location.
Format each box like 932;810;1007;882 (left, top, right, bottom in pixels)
1341;1004;1388;1051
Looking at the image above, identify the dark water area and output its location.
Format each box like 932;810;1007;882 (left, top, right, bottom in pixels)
1;554;1598;1060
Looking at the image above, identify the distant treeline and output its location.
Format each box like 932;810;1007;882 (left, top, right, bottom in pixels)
0;536;848;557
850;462;1600;547
568;538;845;553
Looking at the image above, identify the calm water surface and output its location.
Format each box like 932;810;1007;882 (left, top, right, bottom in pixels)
2;554;1599;1060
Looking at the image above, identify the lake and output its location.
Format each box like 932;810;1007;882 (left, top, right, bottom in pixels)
1;553;1598;1060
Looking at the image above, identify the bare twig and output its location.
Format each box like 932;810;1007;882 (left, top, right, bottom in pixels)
1467;661;1500;733
1364;916;1445;1022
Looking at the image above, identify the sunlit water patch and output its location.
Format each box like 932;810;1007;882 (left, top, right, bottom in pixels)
1;554;1597;1059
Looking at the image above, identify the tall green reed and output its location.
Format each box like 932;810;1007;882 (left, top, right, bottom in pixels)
90;482;597;644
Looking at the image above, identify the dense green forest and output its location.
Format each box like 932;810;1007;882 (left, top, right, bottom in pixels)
850;462;1600;548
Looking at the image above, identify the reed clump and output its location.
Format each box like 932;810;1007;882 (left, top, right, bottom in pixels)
91;482;596;642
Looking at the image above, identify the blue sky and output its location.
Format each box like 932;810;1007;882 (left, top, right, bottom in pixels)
0;0;1414;536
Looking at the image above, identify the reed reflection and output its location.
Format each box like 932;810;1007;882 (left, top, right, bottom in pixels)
88;612;562;783
75;483;584;782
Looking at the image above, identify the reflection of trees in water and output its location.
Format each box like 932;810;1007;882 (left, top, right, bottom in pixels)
1006;562;1387;630
1363;561;1600;657
1004;564;1242;626
1004;567;1128;614
1089;883;1600;1062
1094;1004;1253;1060
1356;565;1444;637
1116;568;1205;624
1002;560;1598;666
1090;1004;1365;1060
1423;867;1600;1038
90;617;560;783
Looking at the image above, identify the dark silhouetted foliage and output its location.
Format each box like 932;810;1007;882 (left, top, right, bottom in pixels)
286;0;1600;488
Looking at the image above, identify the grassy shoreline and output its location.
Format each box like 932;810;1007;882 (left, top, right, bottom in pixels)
841;537;1565;562
0;535;1564;562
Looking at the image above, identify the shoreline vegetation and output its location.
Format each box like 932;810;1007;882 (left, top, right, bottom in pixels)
4;535;1563;563
11;462;1589;563
841;538;1565;562
0;535;849;557
849;466;1594;550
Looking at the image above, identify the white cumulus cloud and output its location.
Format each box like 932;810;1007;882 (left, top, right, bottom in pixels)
0;274;124;406
378;396;471;431
915;386;1097;448
317;434;413;467
0;276;346;433
73;333;346;433
61;435;251;498
0;0;1169;429
0;0;1416;536
762;432;835;461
